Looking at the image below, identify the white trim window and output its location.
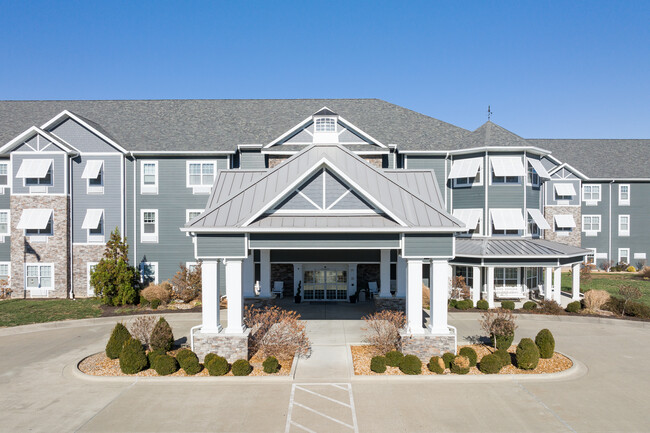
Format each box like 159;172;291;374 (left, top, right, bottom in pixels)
26;214;53;237
140;262;158;285
0;210;9;239
186;209;203;236
494;268;520;288
586;248;596;265
25;263;53;295
141;161;158;194
525;268;539;291
186;161;215;193
141;209;158;243
87;262;98;296
490;157;524;185
454;163;483;187
0;162;9;188
582;215;601;236
25;166;53;187
527;163;539;187
82;209;105;243
618;248;630;265
186;261;200;272
618;184;630;206
582;184;601;205
0;262;10;288
315;117;337;133
82;160;104;194
527;217;540;237
618;215;630;237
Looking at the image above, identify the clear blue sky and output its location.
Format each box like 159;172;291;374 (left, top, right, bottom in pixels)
1;1;649;138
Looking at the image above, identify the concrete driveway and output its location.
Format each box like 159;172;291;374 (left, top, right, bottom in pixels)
1;309;649;432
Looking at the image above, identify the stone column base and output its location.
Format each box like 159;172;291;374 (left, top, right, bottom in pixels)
400;329;456;361
193;329;251;363
374;297;405;311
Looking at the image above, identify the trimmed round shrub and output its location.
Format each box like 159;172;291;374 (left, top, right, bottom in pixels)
478;354;502;374
370;356;387;373
494;349;512;367
459;347;478;367
448;299;458;309
119;338;147;374
147;348;166;366
263;356;280;374
106;323;131;359
399;354;422;375
523;301;537;311
231;359;252;376
204;354;229;376
151;299;161;310
516;338;540;370
535;329;555;359
176;349;202;375
566;301;581;313
152;354;179;376
427;356;445;374
493;333;515;351
441;352;455;369
450;355;470;375
385;350;404;367
477;299;489;310
465;299;474;309
627;266;636;272
456;300;471;310
150;317;174;351
501;300;515;310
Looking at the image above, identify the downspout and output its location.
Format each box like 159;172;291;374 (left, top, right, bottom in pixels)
131;152;137;265
447;152;452;213
523;151;527;237
68;155;74;299
608;181;613;264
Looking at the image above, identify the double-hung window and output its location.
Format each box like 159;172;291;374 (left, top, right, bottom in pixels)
454;266;473;288
618;248;630;265
187;161;215;193
0;210;9;238
82;160;104;194
26;264;52;294
618;215;630;236
141;210;158;243
141;161;158;194
25;166;52;186
495;268;519;287
527;164;539;187
582;184;601;204
26;214;53;236
186;209;203;236
618;184;630;206
0;162;8;189
0;262;10;287
582;215;601;235
140;262;158;285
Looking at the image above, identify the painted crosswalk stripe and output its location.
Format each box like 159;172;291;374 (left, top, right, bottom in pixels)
285;383;359;433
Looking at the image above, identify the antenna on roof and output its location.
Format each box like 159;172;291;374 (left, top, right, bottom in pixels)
487;105;492;121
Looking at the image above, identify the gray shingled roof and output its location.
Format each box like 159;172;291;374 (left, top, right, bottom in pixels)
458;121;532;149
455;238;589;258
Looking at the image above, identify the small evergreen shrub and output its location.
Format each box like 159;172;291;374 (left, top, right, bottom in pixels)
147;348;166;366
150;317;174;351
566;301;581;313
448;299;458;309
459;347;478;367
535;329;555;359
427;356;445;374
119;338;148;374
493;333;514;351
204;354;229;376
442;352;455;368
399;354;422;375
451;355;470;374
151;299;161;310
478;354;502;374
477;299;489;310
385;350;404;367
139;295;149;306
106;323;131;359
456;300;471;310
370;356;387;373
494;349;512;367
152;354;179;376
516;338;540;370
232;359;252;376
523;301;537;311
263;356;280;374
501;301;515;310
465;299;474;309
176;349;202;375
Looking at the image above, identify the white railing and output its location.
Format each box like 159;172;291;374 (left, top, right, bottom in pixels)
189;324;202;352
447;325;458;355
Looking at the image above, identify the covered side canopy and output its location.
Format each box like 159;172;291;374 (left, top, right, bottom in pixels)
17;209;52;229
527;158;551;179
453;208;481;230
527;208;551;230
16;159;52;178
490;156;525;177
554;214;576;228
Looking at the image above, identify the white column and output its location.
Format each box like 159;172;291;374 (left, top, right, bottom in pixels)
486;266;495;309
260;249;271;298
242;254;255;297
201;260;222;333
553;266;562;304
571;263;581;301
430;260;450;334
472;266;481;305
380;250;391;297
293;263;303;296
396;255;407;298
225;259;245;334
405;259;424;334
544;267;553;301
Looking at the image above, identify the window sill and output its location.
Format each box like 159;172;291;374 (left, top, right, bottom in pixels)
28;236;49;243
584;231;599;237
583;201;599;206
141;238;159;244
618;233;630;237
190;186;212;194
141;186;158;195
87;186;104;194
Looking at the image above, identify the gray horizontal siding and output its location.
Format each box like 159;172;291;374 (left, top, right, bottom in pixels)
405;155;446;199
546;179;581;206
580;182;610;262
612;182;650;267
452;186;485;209
49;118;119;153
526;185;541;209
250;233;400;249
12;153;66;194
403;234;453;258
488;184;523;208
196;234;246;258
239;151;265;169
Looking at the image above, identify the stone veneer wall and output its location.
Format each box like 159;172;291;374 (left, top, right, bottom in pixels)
400;331;456;361
357;264;379;293
268;156;288;168
11;195;69;298
193;330;251;363
271;264;294;296
544;206;582;247
72;244;105;298
361;156;382;168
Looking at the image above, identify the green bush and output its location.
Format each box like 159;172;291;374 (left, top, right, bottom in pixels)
106;323;131;359
442;352;455;368
204;354;229;376
516;338;540;370
151;299;161;309
450;355;470;374
150;317;174;351
456;300;471;310
176;349;202;375
494;349;512;367
478;354;502;374
385;350;404;367
535;329;555;359
370;356;387;373
566;301;581;313
477;299;489;310
147;348;166;366
465;299;474;309
231;359;252;376
399;354;422;375
493;333;514;350
522;301;537;311
448;299;457;309
427;356;445;374
459;347;477;367
152;354;179;376
139;295;149;306
119;338;148;374
627;266;636;272
263;356;280;374
501;301;515;310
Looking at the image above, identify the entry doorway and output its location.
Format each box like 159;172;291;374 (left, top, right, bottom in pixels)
303;265;348;301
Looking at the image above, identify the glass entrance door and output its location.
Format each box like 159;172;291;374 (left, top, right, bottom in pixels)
303;267;347;301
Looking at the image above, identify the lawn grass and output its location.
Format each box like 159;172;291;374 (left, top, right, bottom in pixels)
0;298;103;327
562;272;650;306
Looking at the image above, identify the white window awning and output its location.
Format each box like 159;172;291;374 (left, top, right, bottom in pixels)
527;208;551;230
554;183;577;196
490;209;526;230
81;160;103;179
490;157;525;177
17;209;52;230
554;214;576;228
82;209;104;229
527;158;551;179
448;157;482;179
16;159;52;179
452;208;482;229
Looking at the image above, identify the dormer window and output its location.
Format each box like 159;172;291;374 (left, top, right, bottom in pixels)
315;117;336;133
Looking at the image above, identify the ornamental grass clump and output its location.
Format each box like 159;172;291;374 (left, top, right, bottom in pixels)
535;329;555;359
399;354;422;375
370;356;387;373
583;289;610;312
459;347;477;367
385;350;404;367
152;354;179;376
106;323;131;359
204;354;229;376
516;338;540;370
119;338;148;374
451;355;470;375
150;317;174;351
442;352;455;369
427;356;445;374
478;353;502;374
361;310;406;354
480;308;517;350
262;356;280;374
176;349;202;375
494;349;512;367
231;359;252;376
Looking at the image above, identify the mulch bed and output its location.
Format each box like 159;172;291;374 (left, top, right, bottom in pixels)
351;344;572;376
79;348;293;377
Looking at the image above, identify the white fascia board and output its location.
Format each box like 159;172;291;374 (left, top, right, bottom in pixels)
547;162;589;180
0;126;77;155
129;150;235;155
181;226;462;233
40;110;128;154
237;144;263;150
453;253;587;259
336;115;387;148
399;146;552;156
264;115;314;148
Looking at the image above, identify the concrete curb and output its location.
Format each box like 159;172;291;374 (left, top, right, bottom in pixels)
448;311;650;328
